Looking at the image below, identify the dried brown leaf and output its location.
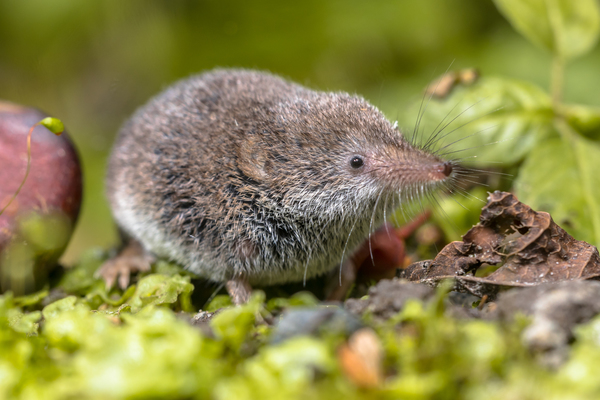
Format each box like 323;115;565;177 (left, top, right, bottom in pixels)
399;192;600;297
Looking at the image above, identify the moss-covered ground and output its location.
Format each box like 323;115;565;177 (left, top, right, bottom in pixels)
2;251;600;400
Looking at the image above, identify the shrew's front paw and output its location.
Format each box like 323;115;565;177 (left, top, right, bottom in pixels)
96;240;154;290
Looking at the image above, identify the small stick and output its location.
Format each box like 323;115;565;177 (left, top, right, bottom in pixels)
477;294;488;310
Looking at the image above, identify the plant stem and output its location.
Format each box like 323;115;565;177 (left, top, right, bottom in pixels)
551;55;564;111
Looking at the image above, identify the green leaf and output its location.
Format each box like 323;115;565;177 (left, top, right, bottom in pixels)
13;289;49;308
128;274;194;313
407;77;554;166
42;295;81;320
58;249;106;294
206;295;234;312
213;336;335;400
563;104;600;139
493;0;600;60
210;291;265;353
515;124;600;247
266;291;319;313
8;310;41;335
38;117;64;135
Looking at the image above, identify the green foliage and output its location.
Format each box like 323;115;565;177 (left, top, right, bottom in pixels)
5;257;600;399
0;274;590;400
563;104;600;139
213;337;337;400
210;292;265;353
128;274;194;313
421;0;600;247
515;132;600;245
493;0;600;60
410;77;554;165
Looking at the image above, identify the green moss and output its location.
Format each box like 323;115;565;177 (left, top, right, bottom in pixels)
3;257;600;400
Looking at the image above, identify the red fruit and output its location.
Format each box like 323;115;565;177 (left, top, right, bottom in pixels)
0;101;82;293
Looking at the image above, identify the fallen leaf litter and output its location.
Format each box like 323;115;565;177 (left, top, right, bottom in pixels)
399;191;600;298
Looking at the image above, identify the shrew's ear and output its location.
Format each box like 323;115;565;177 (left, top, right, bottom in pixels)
235;134;269;183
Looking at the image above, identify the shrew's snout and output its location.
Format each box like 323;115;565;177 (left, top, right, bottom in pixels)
368;147;456;188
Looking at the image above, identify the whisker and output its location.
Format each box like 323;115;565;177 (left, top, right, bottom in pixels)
383;192;392;239
457;177;488;187
413;60;455;147
436;138;512;157
445;183;483;203
303;218;332;286
427;191;461;237
339;219;358;286
396;193;408;225
368;188;385;266
203;282;225;309
434;125;498;154
427;106;505;152
440;184;470;211
450;156;505;164
422;99;463;150
455;186;485;202
454;168;512;176
412;68;439;146
423;98;492;152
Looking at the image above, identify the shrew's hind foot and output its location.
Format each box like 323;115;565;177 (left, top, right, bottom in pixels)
226;275;252;305
96;240;154;290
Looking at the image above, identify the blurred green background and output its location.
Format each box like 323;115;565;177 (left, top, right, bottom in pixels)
1;0;600;264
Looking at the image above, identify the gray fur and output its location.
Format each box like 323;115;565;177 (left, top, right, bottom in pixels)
107;69;453;285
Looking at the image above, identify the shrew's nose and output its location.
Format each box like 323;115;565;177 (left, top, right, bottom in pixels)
441;161;453;177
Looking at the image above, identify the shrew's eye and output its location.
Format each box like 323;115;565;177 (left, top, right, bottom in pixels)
350;156;364;169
